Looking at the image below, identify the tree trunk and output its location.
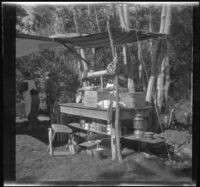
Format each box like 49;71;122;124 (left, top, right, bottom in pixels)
164;56;170;101
157;5;171;110
123;4;130;29
88;4;92;16
118;5;126;29
149;8;153;63
119;4;135;92
146;5;171;105
72;7;88;79
163;6;172;101
157;57;166;110
146;76;156;103
159;5;167;33
95;7;101;32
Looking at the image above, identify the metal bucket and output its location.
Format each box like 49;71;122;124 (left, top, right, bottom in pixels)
93;148;104;159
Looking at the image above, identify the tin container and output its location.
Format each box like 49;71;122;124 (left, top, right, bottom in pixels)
134;130;144;139
94;123;98;132
85;123;89;130
107;125;111;135
102;124;106;133
80;120;85;128
91;122;96;131
97;123;102;132
133;113;144;130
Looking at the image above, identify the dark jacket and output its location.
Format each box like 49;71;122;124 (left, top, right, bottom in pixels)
45;78;57;102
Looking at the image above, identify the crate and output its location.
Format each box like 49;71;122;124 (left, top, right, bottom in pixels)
84;90;111;107
119;92;146;108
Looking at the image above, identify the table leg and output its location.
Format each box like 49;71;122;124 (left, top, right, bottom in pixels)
111;124;117;160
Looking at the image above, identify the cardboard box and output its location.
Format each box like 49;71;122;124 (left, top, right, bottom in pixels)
84;90;111;107
119;92;146;108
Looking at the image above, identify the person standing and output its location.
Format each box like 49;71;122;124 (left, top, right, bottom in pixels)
45;72;57;123
19;71;40;130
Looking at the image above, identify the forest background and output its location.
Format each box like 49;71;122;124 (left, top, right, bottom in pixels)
16;3;193;126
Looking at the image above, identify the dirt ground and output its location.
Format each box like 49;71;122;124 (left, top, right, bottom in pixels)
16;120;192;185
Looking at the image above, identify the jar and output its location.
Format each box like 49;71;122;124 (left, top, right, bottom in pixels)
97;123;102;132
107;125;111;135
81;120;85;128
85;123;89;130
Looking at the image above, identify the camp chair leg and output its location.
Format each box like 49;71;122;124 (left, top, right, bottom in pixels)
48;128;53;155
47;128;56;154
69;144;75;155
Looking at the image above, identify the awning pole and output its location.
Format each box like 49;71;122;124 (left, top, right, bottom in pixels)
59;42;90;67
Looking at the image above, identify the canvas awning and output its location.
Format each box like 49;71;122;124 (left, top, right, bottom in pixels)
55;29;165;48
16;33;63;57
16;29;166;57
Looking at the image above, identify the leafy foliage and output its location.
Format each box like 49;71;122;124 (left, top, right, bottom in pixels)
16;3;192;108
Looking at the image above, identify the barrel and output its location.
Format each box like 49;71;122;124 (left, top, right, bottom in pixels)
133;113;144;138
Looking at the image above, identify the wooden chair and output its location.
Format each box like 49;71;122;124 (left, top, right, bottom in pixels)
48;124;75;156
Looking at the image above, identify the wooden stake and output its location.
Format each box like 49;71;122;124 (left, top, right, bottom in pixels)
114;75;122;162
107;20;122;162
100;75;103;91
48;128;53;155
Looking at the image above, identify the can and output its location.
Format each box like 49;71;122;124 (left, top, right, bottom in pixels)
81;120;85;128
97;123;102;132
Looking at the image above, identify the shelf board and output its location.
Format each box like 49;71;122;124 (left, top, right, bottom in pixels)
68;123;110;136
123;134;164;144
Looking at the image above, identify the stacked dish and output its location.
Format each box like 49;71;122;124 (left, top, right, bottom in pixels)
144;132;154;140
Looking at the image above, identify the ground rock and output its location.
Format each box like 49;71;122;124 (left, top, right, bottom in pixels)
163;130;191;146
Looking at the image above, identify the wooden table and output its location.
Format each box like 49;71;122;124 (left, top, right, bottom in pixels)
59;103;152;120
59;103;153;159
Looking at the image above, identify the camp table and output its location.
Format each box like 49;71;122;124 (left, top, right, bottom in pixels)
59;103;153;159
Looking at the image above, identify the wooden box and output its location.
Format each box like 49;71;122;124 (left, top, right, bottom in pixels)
84;90;111;107
119;92;146;108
